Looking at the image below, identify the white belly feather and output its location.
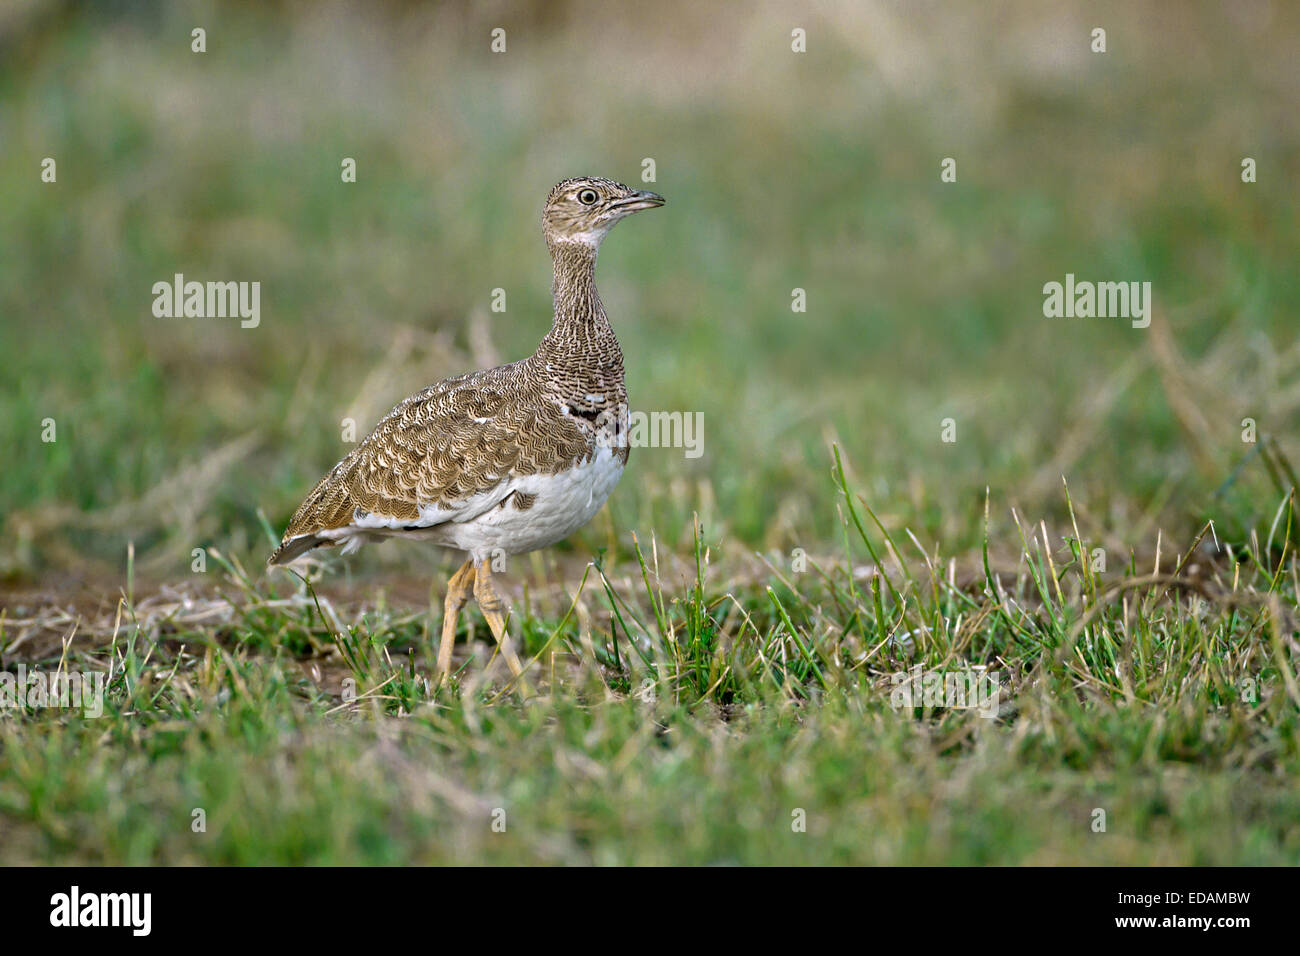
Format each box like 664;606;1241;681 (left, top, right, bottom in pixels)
320;446;625;563
435;446;625;559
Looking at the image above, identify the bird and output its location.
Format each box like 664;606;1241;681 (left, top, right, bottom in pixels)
268;176;664;691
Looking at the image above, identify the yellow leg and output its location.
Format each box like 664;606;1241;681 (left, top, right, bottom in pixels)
435;560;476;678
472;560;533;695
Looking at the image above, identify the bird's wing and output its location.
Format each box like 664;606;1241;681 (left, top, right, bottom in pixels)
274;365;591;550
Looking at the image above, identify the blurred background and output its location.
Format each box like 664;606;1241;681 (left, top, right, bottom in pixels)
2;0;1298;591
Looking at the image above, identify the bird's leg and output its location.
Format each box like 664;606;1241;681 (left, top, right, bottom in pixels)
472;560;532;695
435;560;476;678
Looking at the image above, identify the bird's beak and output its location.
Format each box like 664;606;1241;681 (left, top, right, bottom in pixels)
614;190;665;212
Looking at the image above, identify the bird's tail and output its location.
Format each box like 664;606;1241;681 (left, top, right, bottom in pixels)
267;534;325;567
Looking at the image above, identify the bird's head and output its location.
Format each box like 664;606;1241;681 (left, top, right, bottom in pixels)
542;176;664;250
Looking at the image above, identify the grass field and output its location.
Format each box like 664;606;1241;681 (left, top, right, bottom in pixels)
2;1;1299;864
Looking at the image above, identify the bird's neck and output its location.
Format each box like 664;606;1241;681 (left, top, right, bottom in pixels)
538;239;623;376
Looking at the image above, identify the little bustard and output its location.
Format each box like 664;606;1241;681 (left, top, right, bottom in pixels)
269;176;664;689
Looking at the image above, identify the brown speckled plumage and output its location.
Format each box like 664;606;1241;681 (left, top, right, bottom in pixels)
268;176;663;567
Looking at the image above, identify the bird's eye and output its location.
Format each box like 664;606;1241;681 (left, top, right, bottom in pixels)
578;189;599;205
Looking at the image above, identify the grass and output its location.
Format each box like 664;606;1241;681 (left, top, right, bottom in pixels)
1;1;1299;864
2;452;1297;864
